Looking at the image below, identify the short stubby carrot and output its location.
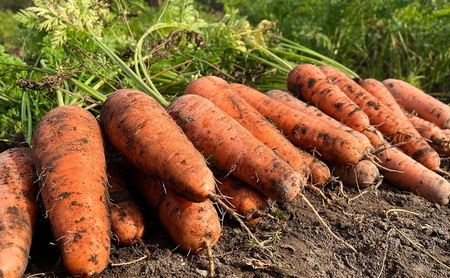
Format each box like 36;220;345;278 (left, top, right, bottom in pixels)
286;63;370;132
184;76;311;180
100;89;216;203
0;147;38;278
231;83;364;165
301;151;331;187
328;160;380;189
32;106;110;277
167;94;302;203
216;173;267;226
359;78;441;170
108;166;145;246
383;78;450;129
134;170;221;254
362;128;450;205
266;89;372;153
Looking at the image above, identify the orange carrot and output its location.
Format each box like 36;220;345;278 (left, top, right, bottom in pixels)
286;63;370;132
300;150;331;187
108;166;145;246
362;128;450;205
266;89;372;153
216;173;267;226
230;83;364;165
328;160;380;189
383;78;450;129
100;89;216;203
406;113;450;157
184;76;311;180
0;147;38;278
32;106;110;277
133;170;221;254
321;67;441;171
167;94;302;203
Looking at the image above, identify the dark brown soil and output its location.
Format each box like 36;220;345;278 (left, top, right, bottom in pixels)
25;176;450;278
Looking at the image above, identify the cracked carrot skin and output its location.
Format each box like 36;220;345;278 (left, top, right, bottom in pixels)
0;147;38;278
184;76;311;180
32;106;110;277
383;78;450;129
231;83;364;165
168;94;302;203
100;89;216;203
287;63;370;132
358;78;441;171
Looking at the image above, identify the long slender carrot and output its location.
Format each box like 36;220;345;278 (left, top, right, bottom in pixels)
266;89;372;153
321;67;441;171
230;83;365;165
362;128;450;205
133;170;221;254
0;147;38;278
167;94;302;203
108;166;145;246
100;89;216;203
286;63;370;132
383;78;450;129
32;106;110;277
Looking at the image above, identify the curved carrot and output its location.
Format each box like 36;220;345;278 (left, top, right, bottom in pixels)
383;78;450;129
184;76;311;180
32;106;110;277
266;89;372;153
133;170;221;254
167;94;302;203
0;147;38;278
362;128;450;205
108;166;145;246
328;160;380;189
287;64;370;132
231;83;364;165
100;89;216;203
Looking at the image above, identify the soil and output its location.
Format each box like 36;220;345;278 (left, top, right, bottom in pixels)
24;172;450;278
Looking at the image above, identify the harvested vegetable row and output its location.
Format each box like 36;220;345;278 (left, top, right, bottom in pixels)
231;83;365;165
0;147;38;278
133;169;221;254
286;63;370;132
100;89;216;203
383;79;450;129
167;94;302;203
108;166;145;246
362;128;450;205
184;76;311;180
358;78;441;171
32;106;110;277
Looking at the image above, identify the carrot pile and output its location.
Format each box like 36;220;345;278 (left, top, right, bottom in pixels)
2;62;450;277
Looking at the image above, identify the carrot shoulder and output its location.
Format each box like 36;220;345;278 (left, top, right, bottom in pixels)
231;83;364;165
184;76;311;180
167;94;302;203
0;147;38;278
32;106;110;277
286;63;370;132
100;89;216;203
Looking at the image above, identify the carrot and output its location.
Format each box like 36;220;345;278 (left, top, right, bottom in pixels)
167;94;302;203
328;160;380;189
230;83;365;165
133;170;221;254
32;105;110;277
300;150;331;187
321;67;441;171
0;147;38;278
100;89;216;203
215;173;267;225
383;78;450;129
108;166;145;246
406;113;450;157
362;128;450;205
266;89;372;153
286;63;370;132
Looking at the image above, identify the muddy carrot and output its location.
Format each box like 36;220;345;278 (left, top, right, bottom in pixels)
328;160;380;189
